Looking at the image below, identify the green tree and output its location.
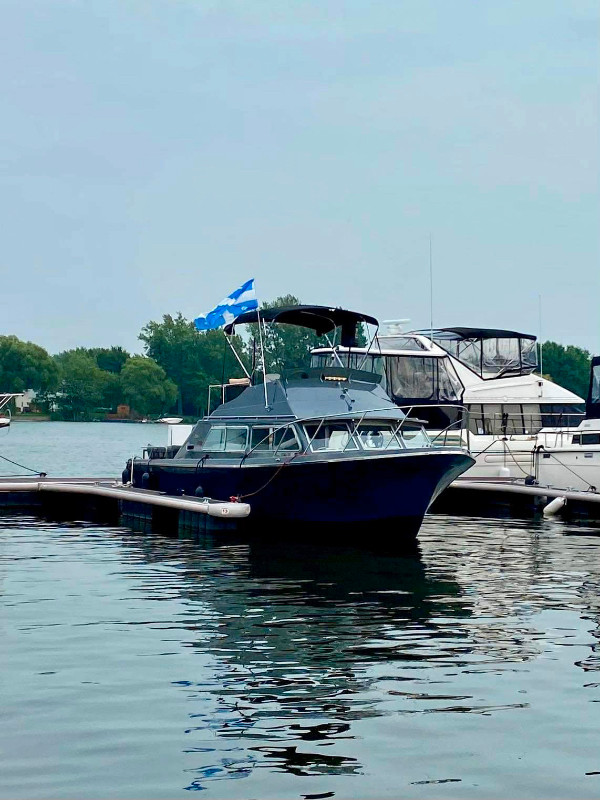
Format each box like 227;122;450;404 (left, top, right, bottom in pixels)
53;350;108;420
541;341;591;399
139;313;247;415
89;346;130;374
100;372;123;411
120;356;177;417
0;335;59;394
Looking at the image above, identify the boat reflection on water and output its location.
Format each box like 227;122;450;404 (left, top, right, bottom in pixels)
98;512;600;793
114;526;471;786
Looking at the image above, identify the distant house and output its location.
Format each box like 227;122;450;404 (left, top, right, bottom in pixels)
14;390;36;412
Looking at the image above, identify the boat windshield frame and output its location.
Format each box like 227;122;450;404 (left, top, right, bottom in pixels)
182;403;470;461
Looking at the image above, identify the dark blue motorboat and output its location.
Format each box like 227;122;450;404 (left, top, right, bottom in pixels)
129;307;474;539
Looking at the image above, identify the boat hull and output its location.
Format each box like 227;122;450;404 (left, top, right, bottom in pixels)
131;450;473;538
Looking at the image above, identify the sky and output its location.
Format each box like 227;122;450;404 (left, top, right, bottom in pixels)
2;0;598;355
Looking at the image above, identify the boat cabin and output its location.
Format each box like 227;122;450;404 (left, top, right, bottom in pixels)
179;368;434;461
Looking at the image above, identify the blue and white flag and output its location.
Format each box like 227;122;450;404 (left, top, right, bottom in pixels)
194;278;258;331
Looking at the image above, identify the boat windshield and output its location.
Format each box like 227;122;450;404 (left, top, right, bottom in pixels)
303;420;432;452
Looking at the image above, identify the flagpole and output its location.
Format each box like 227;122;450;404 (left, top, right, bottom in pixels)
256;305;269;409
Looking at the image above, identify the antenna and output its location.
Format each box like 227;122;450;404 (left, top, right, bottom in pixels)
429;234;434;339
538;294;543;376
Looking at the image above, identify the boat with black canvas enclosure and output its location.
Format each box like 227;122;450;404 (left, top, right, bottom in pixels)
128;305;474;542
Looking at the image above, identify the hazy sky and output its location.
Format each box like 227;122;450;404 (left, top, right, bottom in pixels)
2;0;598;355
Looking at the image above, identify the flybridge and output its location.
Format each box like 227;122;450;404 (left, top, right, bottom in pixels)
413;327;538;380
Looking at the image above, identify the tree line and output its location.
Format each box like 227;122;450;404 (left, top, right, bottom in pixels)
0;295;333;420
0;299;594;420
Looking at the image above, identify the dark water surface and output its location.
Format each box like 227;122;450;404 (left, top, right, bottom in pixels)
1;424;600;797
2;511;600;798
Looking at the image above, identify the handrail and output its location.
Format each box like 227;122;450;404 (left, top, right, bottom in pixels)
468;409;584;438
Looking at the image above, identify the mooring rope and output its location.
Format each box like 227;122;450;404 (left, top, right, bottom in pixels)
235;456;296;500
0;452;46;476
536;448;596;492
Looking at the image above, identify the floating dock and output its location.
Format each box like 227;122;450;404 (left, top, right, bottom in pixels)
1;475;598;532
0;477;250;534
434;477;600;521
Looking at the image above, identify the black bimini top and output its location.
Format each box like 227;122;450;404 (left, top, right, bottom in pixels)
417;327;536;341
224;305;378;347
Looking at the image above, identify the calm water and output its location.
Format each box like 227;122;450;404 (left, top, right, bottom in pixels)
0;421;166;478
1;424;600;798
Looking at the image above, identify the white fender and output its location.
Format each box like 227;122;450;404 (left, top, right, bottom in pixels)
543;496;566;517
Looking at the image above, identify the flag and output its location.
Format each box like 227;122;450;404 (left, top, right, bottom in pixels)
194;278;258;331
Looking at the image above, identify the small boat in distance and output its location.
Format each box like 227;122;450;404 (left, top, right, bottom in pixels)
128;306;474;543
0;394;24;429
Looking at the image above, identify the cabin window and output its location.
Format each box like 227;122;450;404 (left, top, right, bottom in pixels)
467;404;484;434
356;422;404;450
572;435;581;445
522;404;542;433
502;404;523;435
203;425;248;452
310;352;385;378
250;425;301;452
483;404;502;435
540;404;584;428
304;422;359;451
274;427;301;451
250;426;273;450
581;433;600;445
467;404;535;435
388;356;436;401
386;356;462;404
438;360;463;401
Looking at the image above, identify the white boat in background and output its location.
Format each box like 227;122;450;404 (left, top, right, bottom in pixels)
533;356;600;492
311;326;584;480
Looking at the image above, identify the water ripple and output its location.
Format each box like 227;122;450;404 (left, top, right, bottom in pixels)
2;513;600;797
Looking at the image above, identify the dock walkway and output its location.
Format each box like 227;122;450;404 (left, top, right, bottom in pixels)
435;476;600;521
1;475;598;529
0;476;250;533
